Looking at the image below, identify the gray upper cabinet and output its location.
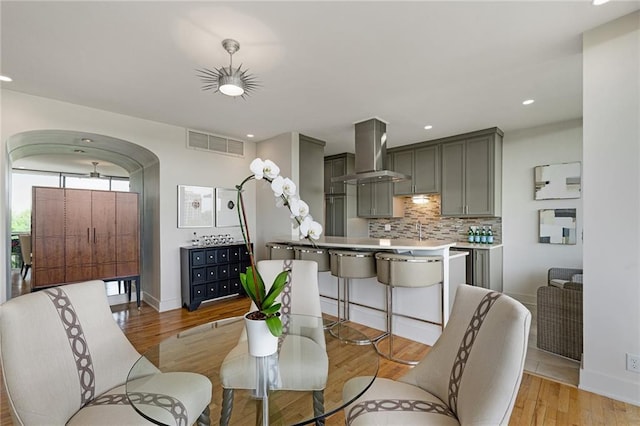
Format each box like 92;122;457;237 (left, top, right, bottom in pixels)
324;153;354;195
440;129;503;217
392;145;440;195
357;181;403;218
324;195;346;237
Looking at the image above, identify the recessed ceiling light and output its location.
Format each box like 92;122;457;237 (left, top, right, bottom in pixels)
0;75;12;82
592;0;610;5
81;138;93;143
246;134;254;138
424;125;433;130
522;99;535;105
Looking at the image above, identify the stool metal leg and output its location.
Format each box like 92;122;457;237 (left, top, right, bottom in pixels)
374;284;420;365
330;277;379;345
323;276;343;329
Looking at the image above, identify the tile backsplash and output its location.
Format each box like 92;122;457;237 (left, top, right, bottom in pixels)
368;194;502;243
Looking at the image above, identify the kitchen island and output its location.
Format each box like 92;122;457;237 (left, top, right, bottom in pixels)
269;236;462;345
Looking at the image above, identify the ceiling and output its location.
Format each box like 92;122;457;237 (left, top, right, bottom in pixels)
2;1;639;174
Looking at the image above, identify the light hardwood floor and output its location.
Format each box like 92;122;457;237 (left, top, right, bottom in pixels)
2;284;639;425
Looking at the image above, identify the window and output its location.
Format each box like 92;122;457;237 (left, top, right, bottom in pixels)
64;175;110;190
11;170;60;233
11;168;130;234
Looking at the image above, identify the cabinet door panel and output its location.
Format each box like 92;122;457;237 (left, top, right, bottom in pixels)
414;146;439;194
441;142;466;216
473;250;489;289
373;182;393;217
393;151;413;195
64;189;94;281
323;160;332;194
332;196;346;237
32;187;66;287
92;191;117;279
465;136;492;215
357;184;372;217
331;157;347;194
116;192;139;277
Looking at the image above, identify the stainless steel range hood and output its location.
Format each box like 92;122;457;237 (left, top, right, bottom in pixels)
331;118;411;184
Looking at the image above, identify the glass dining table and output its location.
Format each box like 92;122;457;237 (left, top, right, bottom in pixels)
126;314;378;425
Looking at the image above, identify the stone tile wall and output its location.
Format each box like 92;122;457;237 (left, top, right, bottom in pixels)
368;194;502;243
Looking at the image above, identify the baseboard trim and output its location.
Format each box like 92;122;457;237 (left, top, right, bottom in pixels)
580;368;640;406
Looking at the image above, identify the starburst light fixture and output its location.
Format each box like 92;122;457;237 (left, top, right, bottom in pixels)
197;38;259;98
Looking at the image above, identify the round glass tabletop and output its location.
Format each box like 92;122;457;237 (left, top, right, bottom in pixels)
126;314;378;425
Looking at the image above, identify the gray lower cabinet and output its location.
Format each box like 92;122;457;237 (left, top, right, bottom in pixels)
357;181;403;218
325;195;346;236
472;247;503;292
392;145;440;195
440;129;503;217
180;244;251;311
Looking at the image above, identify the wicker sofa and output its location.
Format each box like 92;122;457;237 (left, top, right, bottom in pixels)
536;268;583;361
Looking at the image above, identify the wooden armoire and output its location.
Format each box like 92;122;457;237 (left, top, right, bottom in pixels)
31;187;140;289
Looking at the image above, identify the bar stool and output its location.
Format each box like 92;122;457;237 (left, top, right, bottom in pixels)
265;242;295;260
328;249;380;344
293;246;330;272
293;246;333;329
374;252;444;365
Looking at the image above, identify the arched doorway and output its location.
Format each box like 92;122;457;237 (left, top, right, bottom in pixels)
5;129;160;304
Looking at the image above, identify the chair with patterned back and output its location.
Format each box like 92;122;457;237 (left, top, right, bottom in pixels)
342;284;531;425
0;280;212;425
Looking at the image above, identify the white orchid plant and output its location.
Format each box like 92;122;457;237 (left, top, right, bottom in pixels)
236;158;323;336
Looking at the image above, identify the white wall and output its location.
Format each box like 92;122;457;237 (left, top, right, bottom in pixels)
581;11;640;405
502;119;583;305
255;132;298;261
1;90;256;311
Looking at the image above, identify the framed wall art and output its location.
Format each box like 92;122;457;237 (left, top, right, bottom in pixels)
215;187;240;228
534;162;581;200
539;208;577;245
177;185;214;228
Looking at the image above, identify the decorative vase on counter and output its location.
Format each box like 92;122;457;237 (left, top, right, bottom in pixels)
244;313;279;357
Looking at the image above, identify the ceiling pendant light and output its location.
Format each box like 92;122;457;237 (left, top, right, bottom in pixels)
197;38;259;98
90;161;101;178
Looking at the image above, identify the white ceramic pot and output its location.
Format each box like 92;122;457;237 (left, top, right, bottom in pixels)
244;313;279;357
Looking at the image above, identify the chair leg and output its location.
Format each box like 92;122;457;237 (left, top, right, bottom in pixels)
196;405;211;426
22;264;30;279
313;390;325;426
220;388;233;426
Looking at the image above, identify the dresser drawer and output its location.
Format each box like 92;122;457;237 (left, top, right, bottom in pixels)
191;250;206;267
192;267;206;284
192;284;206;301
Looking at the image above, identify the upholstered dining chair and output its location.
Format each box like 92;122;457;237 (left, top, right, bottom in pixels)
0;280;212;426
342;284;531;426
219;259;329;425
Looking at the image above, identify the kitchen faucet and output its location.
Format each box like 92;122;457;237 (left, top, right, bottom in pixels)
416;222;423;241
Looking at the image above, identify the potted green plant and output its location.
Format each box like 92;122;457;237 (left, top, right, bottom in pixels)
236;158;322;354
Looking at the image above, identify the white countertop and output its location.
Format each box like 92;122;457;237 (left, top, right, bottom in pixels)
274;236;456;251
452;242;503;250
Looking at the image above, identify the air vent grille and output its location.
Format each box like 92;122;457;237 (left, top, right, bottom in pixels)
186;130;245;157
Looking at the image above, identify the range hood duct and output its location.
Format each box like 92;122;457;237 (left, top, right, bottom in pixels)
331;118;411;185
